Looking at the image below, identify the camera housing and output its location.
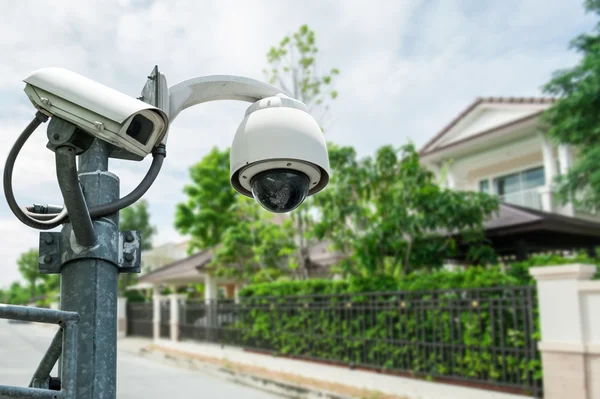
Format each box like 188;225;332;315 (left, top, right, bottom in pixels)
23;67;169;161
230;94;330;213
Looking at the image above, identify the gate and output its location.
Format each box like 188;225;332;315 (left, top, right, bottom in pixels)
126;301;153;338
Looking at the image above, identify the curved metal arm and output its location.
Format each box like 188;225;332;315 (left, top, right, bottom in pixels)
168;75;287;122
55;147;96;247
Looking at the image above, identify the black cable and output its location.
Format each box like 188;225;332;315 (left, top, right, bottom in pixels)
87;145;165;218
4;113;167;228
2;112;61;229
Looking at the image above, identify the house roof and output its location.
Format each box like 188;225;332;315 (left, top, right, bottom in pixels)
139;249;213;285
138;241;345;286
452;203;600;259
485;203;600;237
420;97;555;156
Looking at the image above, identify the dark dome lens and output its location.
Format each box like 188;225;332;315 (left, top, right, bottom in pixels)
250;169;310;213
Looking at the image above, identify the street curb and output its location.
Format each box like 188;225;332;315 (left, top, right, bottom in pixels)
121;344;355;399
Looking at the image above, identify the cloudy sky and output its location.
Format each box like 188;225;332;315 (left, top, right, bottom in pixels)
0;0;595;288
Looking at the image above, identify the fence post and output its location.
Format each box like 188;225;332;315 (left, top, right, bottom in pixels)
205;274;218;341
117;296;127;338
530;264;597;399
152;285;161;341
169;294;184;341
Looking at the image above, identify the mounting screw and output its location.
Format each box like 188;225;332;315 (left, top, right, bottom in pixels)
44;236;54;245
40;97;51;106
125;234;134;243
43;255;53;264
52;133;60;140
124;253;134;262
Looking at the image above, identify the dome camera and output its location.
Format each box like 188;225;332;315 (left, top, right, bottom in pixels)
230;94;330;213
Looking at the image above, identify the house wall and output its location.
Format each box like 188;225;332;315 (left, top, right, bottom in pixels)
427;132;600;221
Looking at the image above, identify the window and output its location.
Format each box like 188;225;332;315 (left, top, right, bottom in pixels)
494;167;545;195
492;166;546;209
479;180;490;193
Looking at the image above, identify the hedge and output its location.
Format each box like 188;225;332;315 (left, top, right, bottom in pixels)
235;265;547;394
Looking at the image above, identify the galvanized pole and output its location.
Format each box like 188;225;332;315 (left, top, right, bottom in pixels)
59;139;119;399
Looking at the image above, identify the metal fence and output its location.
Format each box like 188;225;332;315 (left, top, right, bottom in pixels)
126;302;153;338
134;286;543;397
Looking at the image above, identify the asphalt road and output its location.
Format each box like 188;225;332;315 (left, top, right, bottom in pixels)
0;318;281;398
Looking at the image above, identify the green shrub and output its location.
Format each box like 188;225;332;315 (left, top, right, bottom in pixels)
236;265;545;392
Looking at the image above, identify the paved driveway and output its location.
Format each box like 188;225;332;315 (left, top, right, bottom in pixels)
0;318;281;398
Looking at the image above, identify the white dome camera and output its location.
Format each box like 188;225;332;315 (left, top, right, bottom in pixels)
230;94;330;213
23;68;169;160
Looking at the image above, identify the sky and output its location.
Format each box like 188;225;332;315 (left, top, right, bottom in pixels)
0;0;596;288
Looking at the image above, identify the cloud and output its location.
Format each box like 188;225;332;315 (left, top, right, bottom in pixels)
0;0;594;287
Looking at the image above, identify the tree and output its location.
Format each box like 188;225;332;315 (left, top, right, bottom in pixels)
17;249;40;297
543;0;600;211
209;197;298;282
174;147;238;253
263;24;341;277
174;25;341;280
120;200;156;250
263;24;340;127
312;143;499;276
6;281;29;305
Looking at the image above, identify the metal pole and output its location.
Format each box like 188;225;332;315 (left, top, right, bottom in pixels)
60;139;119;399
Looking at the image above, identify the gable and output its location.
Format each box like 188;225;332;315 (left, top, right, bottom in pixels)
421;98;554;154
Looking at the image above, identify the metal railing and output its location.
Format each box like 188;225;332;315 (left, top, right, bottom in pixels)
172;287;542;397
126;302;153;338
0;304;79;399
500;189;542;210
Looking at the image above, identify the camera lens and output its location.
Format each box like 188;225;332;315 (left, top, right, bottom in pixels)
250;169;310;213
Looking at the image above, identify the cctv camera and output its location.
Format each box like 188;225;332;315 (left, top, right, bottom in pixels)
230;94;330;213
23;68;169;161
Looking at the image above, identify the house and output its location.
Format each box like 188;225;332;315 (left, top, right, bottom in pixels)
419;97;598;222
141;240;190;273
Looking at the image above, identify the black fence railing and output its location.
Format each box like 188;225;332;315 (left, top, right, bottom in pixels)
137;286;542;397
126;302;153;338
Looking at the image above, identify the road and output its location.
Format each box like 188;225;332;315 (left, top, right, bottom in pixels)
0;318;281;398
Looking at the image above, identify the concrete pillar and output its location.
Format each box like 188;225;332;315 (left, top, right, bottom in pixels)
540;136;557;212
234;284;242;304
169;294;184;341
204;274;218;303
152;285;161;341
529;264;598;399
580;281;600;399
445;166;456;190
117;296;127;339
558;144;575;216
204;274;218;340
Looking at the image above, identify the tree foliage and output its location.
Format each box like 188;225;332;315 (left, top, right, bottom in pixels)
312;143;499;276
263;24;340;127
120;200;156;251
119;199;157;294
543;0;600;210
17;249;41;297
174;147;238;253
262;24;341;276
209;197;298;283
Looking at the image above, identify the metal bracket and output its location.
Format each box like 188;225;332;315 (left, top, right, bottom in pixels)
39;229;141;274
